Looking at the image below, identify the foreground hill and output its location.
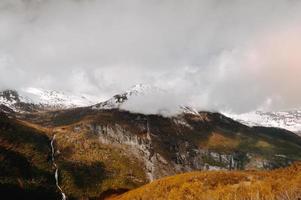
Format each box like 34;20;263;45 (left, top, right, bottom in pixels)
111;163;301;200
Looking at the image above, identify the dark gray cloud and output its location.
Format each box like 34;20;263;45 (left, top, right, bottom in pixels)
1;0;301;113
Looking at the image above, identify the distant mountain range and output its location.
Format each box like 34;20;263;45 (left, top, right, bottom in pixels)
1;84;300;135
0;87;99;112
225;110;301;136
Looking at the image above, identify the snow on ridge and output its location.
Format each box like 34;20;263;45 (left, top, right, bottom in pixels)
224;110;301;135
2;86;300;136
92;84;164;110
0;96;17;111
125;83;153;95
0;87;101;111
20;87;97;108
93;83;200;116
180;106;200;115
124;83;164;97
0;90;21;112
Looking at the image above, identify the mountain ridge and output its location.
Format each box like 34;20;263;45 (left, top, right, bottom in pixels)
1;85;301;136
0;88;100;112
225;110;301;136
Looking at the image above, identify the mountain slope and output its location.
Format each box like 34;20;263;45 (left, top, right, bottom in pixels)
23;108;301;178
2;105;301;199
111;163;301;200
17;110;150;199
2;85;301;199
0;90;36;112
0;110;148;200
0;112;60;200
1;85;160;113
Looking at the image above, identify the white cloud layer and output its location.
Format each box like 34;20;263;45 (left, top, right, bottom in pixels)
1;0;301;114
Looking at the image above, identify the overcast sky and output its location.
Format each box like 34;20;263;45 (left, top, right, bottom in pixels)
1;0;301;114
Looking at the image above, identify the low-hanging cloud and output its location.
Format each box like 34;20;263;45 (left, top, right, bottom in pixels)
1;0;301;114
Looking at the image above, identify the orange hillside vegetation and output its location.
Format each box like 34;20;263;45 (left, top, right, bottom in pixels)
111;163;301;200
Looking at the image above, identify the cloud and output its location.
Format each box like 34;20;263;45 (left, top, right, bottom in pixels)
120;87;186;116
1;0;301;114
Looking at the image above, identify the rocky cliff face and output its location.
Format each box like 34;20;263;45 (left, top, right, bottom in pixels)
60;109;301;181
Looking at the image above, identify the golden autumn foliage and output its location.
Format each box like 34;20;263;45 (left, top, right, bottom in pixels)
111;163;301;200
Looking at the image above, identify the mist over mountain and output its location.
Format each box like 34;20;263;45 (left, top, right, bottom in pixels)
1;0;301;114
1;85;301;135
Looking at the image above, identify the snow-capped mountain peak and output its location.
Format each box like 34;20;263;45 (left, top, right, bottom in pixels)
92;84;200;116
0;90;21;110
22;87;98;108
126;83;162;95
0;88;100;112
92;84;161;110
224;110;301;135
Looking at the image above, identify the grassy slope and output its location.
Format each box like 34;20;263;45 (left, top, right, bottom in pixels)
1;111;148;200
53;123;148;199
44;109;301;162
112;163;301;200
22;110;149;199
0;114;60;200
182;113;301;165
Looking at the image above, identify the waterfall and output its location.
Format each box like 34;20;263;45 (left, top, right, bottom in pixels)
51;134;67;200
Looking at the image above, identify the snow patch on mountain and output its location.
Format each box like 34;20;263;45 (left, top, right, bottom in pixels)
21;87;99;108
0;90;25;112
224;110;301;135
0;91;18;109
0;88;100;112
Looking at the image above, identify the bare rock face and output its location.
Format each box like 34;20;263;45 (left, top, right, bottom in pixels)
70;110;301;181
